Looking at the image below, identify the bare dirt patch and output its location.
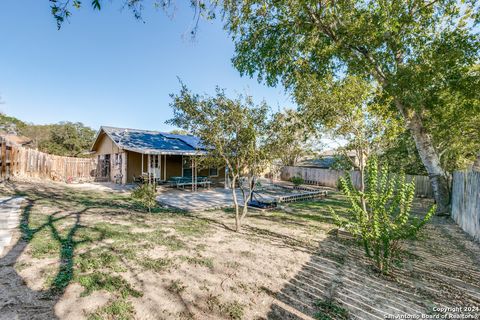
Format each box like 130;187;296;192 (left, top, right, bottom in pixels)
0;180;479;320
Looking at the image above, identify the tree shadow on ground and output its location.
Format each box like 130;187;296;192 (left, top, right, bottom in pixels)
264;218;480;320
0;182;148;319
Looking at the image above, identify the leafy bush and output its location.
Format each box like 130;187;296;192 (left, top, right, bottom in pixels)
290;176;304;186
131;183;157;212
332;158;435;273
336;177;346;192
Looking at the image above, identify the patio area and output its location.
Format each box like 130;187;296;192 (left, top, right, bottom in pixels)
156;187;246;211
156;181;329;212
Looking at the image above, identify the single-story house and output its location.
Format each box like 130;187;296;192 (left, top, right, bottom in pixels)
91;126;225;185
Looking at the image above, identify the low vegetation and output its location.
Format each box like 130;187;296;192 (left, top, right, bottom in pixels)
332;158;435;273
290;176;304;186
130;183;158;213
1;181;479;320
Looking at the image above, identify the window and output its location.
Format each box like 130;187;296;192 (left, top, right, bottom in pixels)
182;156;192;177
150;155;159;168
209;167;218;177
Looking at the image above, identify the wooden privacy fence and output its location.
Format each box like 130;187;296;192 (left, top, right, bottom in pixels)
280;166;434;198
452;170;480;241
0;139;97;182
0;139;13;181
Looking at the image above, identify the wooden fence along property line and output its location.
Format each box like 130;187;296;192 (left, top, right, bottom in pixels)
0;138;97;182
0;139;13;181
280;166;434;198
451;170;480;241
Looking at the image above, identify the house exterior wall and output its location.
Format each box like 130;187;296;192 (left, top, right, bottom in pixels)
198;166;226;186
92;133;123;182
165;155;182;179
126;151;142;183
94;133;121;155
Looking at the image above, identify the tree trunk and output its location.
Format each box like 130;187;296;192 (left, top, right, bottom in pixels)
395;101;450;214
231;175;241;231
240;175;254;222
473;152;480;172
358;149;367;213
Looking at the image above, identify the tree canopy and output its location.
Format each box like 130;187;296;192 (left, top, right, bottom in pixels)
0;113;96;157
44;0;480;212
168;83;271;231
220;0;479;213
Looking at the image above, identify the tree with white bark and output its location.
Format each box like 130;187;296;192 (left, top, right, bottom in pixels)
46;0;480;213
298;75;400;211
222;0;479;214
167;83;271;231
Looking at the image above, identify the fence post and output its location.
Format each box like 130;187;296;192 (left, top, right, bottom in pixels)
0;139;6;180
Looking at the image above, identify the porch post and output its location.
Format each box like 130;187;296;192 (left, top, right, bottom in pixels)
141;153;144;175
159;153;162;181
164;155;167;180
191;157;194;191
147;154;151;184
194;157;198;192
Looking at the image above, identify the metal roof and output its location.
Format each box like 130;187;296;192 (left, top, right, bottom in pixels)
96;126;206;155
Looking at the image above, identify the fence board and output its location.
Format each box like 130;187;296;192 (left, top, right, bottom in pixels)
0;139;97;182
280;166;433;198
452;170;480;241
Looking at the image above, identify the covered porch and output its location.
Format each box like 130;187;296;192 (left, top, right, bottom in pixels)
125;150;226;188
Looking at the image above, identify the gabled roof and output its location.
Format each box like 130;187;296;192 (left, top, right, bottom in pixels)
92;126;206;155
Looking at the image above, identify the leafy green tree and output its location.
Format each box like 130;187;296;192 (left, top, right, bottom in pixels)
0;113;28;134
378;131;427;176
221;0;479;213
0;114;95;157
168;83;271;231
169;129;190;135
35;122;96;157
333;158;435;273
298;75;400;210
45;0;480;213
265;109;317;166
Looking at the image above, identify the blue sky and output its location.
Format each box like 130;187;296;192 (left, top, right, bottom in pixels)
0;0;294;132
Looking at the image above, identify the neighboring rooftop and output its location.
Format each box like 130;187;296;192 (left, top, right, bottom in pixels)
297;156;337;169
92;126;206;155
0;132;33;146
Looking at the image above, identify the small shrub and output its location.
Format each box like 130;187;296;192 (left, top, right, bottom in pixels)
131;183;157;212
332;158;435;273
290;176;304;186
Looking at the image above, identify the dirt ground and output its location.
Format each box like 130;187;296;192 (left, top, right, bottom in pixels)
0;180;479;320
